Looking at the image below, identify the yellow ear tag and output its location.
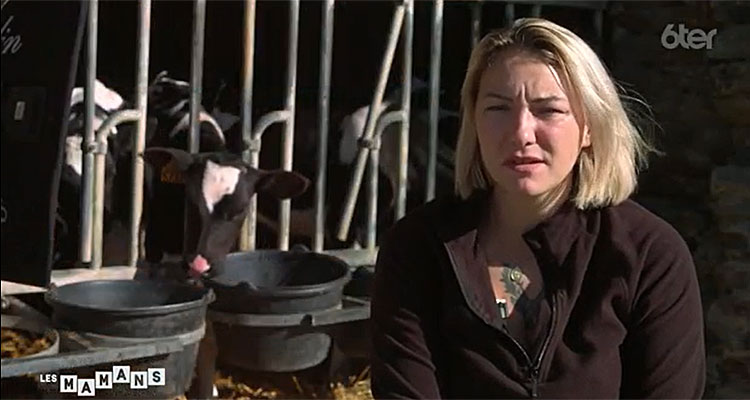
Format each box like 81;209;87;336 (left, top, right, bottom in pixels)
160;160;185;184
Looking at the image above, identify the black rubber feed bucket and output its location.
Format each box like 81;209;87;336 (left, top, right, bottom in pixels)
203;250;351;372
44;280;214;399
204;250;352;314
45;280;214;337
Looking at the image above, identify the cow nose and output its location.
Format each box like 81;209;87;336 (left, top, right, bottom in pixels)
189;254;211;278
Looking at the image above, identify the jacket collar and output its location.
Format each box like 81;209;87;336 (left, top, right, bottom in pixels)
434;190;592;268
434;190;598;326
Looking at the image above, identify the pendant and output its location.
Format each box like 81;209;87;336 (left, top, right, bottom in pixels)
510;267;523;283
496;298;509;319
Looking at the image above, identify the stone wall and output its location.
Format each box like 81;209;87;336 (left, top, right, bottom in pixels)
608;1;749;398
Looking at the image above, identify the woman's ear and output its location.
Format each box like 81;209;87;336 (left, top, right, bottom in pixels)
581;126;591;148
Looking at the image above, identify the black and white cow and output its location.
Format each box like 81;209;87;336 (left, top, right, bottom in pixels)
139;146;309;400
56;73;233;268
141;147;309;277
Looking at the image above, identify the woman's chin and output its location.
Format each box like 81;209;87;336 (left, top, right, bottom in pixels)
497;178;548;197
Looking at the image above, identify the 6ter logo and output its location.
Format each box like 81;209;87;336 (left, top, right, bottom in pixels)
661;24;717;50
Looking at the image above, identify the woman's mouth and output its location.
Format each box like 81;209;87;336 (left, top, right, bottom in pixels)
503;157;545;173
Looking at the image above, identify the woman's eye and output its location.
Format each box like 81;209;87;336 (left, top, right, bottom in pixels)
486;105;510;111
539;107;567;115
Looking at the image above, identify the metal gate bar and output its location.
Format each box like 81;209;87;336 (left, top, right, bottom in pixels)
279;0;301;251
80;0;151;270
129;0;152;268
335;1;407;243
183;0;207;257
241;0;300;251
425;0;444;202
239;0;257;251
188;0;207;155
79;0;98;266
472;0;483;47
395;0;414;221
313;0;336;253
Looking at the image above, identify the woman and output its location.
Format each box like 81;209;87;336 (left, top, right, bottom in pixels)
370;18;705;399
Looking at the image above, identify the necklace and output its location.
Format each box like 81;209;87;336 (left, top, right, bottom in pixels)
478;239;525;320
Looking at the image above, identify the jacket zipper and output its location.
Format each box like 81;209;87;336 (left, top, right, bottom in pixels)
499;292;558;398
441;242;559;398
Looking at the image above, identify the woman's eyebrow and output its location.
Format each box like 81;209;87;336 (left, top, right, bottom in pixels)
482;92;567;103
529;95;567;103
482;92;513;101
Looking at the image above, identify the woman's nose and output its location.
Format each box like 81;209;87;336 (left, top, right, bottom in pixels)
507;107;537;146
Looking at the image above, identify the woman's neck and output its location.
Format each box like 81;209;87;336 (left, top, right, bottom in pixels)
487;181;571;238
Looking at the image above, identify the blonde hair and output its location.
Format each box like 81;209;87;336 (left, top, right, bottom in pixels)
454;18;658;209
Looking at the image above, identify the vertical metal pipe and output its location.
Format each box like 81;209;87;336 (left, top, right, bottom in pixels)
94;112;139;269
314;0;335;253
80;0;98;266
594;9;604;54
531;4;542;18
335;3;405;242
504;3;515;27
189;0;206;154
278;0;300;250
426;0;443;202
91;141;105;270
239;0;257;251
129;0;152;267
366;111;405;248
395;0;413;221
366;136;379;250
471;0;482;48
184;0;206;254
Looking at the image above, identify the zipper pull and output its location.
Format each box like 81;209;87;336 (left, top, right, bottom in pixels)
496;298;509;319
531;379;539;398
530;367;540;398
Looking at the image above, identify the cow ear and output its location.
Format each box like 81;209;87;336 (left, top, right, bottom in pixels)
249;169;310;200
143;147;195;171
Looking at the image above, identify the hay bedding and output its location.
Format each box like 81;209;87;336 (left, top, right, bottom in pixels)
207;364;373;400
1;327;54;399
1;327;52;359
1;328;373;400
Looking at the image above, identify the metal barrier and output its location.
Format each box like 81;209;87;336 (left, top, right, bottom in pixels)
76;0;610;271
79;0;151;270
238;0;301;252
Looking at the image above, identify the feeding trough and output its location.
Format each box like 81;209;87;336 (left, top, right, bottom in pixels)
204;250;352;314
42;280;214;399
203;250;370;373
1;314;60;360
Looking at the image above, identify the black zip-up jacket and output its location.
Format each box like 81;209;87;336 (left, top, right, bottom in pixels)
370;192;705;399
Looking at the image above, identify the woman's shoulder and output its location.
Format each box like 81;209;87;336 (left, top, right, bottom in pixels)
602;199;689;249
598;198;694;278
383;193;482;244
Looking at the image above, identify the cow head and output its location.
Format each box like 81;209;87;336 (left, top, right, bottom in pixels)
143;147;310;278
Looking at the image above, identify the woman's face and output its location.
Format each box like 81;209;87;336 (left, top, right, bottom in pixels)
474;50;589;198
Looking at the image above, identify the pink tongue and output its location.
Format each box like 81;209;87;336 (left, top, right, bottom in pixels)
189;255;210;278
